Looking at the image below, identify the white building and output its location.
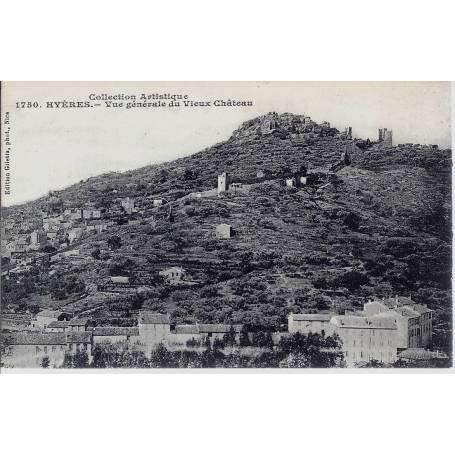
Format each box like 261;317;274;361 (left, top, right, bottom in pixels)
288;312;399;367
363;297;433;349
330;315;398;367
216;223;233;239
32;310;71;330
138;312;171;354
159;267;185;285
121;197;135;214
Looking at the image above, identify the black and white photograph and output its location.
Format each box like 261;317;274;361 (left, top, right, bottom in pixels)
1;81;452;370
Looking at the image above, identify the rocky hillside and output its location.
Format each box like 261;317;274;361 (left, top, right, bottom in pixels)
2;113;452;351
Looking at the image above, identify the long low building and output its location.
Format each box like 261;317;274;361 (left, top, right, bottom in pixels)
3;332;92;368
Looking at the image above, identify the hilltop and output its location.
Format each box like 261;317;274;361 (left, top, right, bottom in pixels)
1;112;452;352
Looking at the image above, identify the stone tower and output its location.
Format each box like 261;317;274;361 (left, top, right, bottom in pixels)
383;129;393;147
218;172;230;195
378;128;393;148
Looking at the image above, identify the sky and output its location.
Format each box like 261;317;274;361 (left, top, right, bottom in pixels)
1;81;451;206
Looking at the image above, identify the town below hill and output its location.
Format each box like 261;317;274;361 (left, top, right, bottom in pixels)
1;112;452;368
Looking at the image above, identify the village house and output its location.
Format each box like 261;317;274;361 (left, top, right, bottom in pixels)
30;230;47;247
32;310;72;330
10;252;34;266
288;313;336;336
138;312;171;353
228;182;245;194
110;276;130;285
68;227;84;243
159;266;185;285
121;197;135;214
3;333;68;368
66;332;93;359
285;177;296;187
46;321;70;333
216;223;233;239
82;208;102;219
67;318;90;332
2;331;92;368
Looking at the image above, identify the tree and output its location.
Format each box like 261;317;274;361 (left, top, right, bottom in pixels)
239;327;251;347
222;326;237;347
343;212;361;230
213;338;225;350
91;248;101;260
107;236;122;250
41;356;50;368
278;332;343;368
252;331;274;348
73;351;89;368
150;343;175;368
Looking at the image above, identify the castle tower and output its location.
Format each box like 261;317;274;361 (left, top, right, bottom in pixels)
218;172;230;195
378;128;383;142
384;130;393;147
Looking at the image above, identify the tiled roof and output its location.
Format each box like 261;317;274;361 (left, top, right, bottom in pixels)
47;321;69;329
4;333;67;345
66;332;92;343
383;296;415;308
291;313;333;322
395;306;421;318
138;312;170;325
67;318;90;326
398;348;445;360
92;327;139;336
332;316;396;330
410;304;433;315
174;325;200;334
198;324;242;333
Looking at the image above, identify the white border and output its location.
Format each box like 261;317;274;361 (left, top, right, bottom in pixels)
1;1;454;455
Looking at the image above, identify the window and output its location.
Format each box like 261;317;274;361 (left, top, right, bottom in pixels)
44;346;48;354
52;346;56;352
35;346;40;354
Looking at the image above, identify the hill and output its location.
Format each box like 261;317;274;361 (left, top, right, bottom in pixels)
2;112;452;351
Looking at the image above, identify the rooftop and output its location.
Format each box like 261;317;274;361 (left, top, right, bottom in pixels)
290;313;333;322
67;318;90;326
174;325;200;335
67;332;92;343
331;315;396;330
92;327;139;336
47;320;69;329
398;348;447;361
198;324;242;333
138;312;170;325
4;333;67;345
